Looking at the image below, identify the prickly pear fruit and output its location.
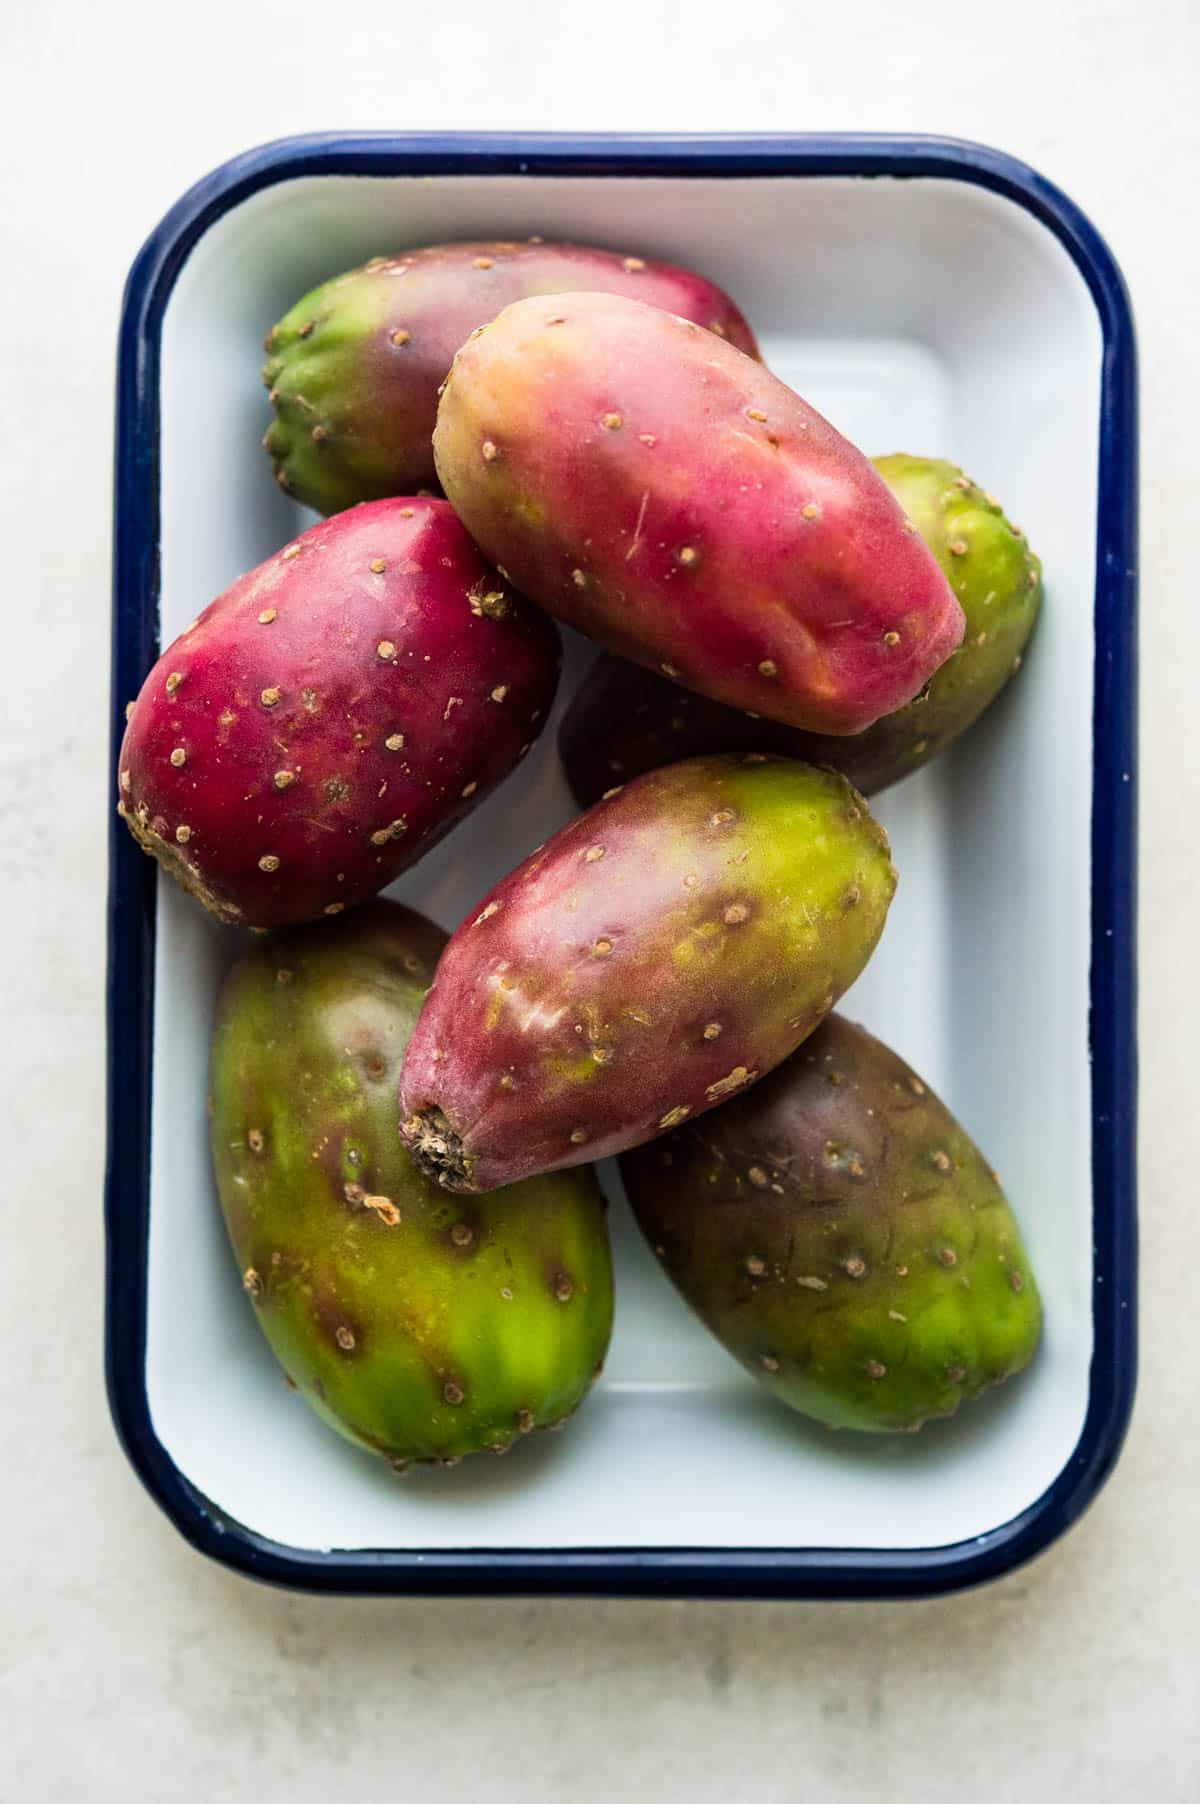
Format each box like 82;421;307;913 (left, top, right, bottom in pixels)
399;755;896;1193
561;654;818;809
263;241;759;513
561;456;1043;804
830;454;1043;791
210;902;614;1467
433;293;964;735
621;1014;1042;1434
117;497;559;929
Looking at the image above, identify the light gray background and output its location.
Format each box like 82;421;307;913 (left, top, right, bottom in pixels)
2;2;1194;1797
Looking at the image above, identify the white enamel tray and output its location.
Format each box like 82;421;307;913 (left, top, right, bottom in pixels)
106;134;1137;1598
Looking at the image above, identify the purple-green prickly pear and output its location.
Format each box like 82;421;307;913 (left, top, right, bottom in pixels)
621;1014;1042;1434
209;902;614;1468
117;497;559;929
262;241;760;513
559;455;1044;805
433;292;965;736
398;755;895;1192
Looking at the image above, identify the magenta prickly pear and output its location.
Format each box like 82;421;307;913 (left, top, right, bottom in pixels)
622;1014;1042;1434
117;498;559;928
398;755;896;1192
560;456;1044;804
433;292;965;736
263;241;760;512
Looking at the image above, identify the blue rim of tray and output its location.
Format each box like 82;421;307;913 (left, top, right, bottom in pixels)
107;132;1138;1599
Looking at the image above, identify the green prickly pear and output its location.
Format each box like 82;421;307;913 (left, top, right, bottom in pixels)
398;755;895;1192
621;1014;1042;1434
559;456;1043;806
262;240;759;513
433;292;965;736
209;902;614;1468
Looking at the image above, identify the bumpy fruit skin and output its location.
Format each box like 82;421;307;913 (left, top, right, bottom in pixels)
433;293;964;736
560;456;1043;803
621;1014;1042;1434
210;902;614;1467
117;498;559;929
263;241;760;513
399;755;896;1193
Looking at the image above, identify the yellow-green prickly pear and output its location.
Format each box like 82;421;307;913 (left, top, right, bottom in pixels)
209;902;614;1469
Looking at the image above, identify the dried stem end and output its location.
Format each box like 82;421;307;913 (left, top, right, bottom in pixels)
402;1106;475;1191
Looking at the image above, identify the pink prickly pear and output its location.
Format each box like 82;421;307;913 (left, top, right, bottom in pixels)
433;292;965;737
399;754;896;1192
560;456;1044;805
117;498;559;928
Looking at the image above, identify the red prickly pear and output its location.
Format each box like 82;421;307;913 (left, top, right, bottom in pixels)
433;292;964;736
621;1014;1043;1434
560;456;1044;805
398;755;895;1193
263;241;760;513
117;498;559;929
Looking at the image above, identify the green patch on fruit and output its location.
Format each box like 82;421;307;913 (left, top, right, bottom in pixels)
210;902;614;1466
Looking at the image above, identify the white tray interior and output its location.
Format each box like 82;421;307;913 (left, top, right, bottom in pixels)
143;168;1101;1554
